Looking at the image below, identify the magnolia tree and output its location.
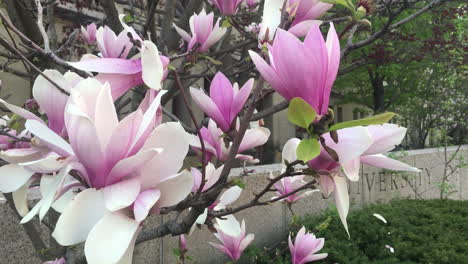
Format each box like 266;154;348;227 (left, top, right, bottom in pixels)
0;0;448;263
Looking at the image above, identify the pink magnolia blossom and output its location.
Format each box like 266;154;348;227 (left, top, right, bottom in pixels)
210;215;255;260
244;0;259;8
259;0;323;43
210;0;244;15
95;26;134;58
289;227;327;264
191;162;224;192
43;257;66;264
174;9;227;52
191;119;270;163
307;124;420;234
70;41;169;99
287;0;333;26
272;175;316;203
13;78;193;263
250;23;340;115
81;23;97;44
190;72;253;132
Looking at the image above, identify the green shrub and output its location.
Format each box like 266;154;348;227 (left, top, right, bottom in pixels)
246;199;468;264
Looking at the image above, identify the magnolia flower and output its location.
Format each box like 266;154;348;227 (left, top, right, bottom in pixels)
70;41;168;99
259;0;323;42
210;0;243;15
174;9;227;52
43;258;66;264
191;163;224;192
16;78;193;264
250;23;340;115
272;175;316;204
190;72;253;132
95;26;134;58
307;124;420;234
81;23;97;44
287;0;333;26
210;215;255;260
191;119;270;163
244;0;259;9
289;227;327;264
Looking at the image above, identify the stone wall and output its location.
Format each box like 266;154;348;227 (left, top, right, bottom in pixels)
1;145;466;263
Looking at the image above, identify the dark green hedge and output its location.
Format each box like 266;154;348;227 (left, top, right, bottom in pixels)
245;199;468;264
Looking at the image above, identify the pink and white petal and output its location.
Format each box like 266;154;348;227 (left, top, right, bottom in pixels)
52;186;80;213
139;122;190;188
318;174;334;198
341;158;361;181
365;124;407;155
0;148;44;164
190;87;227;129
322;22;340;114
302;253;328;262
32;70;70;134
215;214;241;237
102;178;141;212
38;165;72;221
141;41;164;90
230;78;254;119
84;211;140;264
282;138;301;164
94;83;119;150
133;189;161;222
129;90;167;154
238;127;270;153
239;233;255;252
361;154;420;172
25;120;74;156
107;148;162;186
333;176;350;236
116;226;142;264
154;170;193;208
69;58;142;74
322;126;372;163
235;154;259;164
259;0;284;41
0;99;43;123
288;20;322;37
52;189;108;246
173;24;192;42
200;21;227;51
248;51;280;89
12;179;33;216
96;72;143;100
19;154;70;174
0;164;35;193
19;200;43;224
218;186;242;206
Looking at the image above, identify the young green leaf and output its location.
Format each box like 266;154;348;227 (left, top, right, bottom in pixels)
328;112;396;132
296;138;321;162
288;98;317;129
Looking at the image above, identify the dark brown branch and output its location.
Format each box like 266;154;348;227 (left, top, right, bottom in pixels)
251;100;289;121
102;0;124;33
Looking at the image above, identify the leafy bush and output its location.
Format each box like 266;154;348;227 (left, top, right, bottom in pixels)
246;199;468;264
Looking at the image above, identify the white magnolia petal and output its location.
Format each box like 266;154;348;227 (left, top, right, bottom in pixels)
84;211;140;264
141;41;163;90
259;0;286;41
218;186;242;206
38;165;71;220
25;120;74;156
52;186;80;213
334;176;350;237
102;178;141;212
0;164;35;193
373;213;388;224
341;158;361;181
52;189;108;246
12;180;32;217
155;170;193;208
282;138;301;164
361;154;420;172
215;214;241;237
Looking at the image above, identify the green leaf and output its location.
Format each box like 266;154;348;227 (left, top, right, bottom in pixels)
172;248;181;257
328;112;396;132
123;14;134;23
287;98;317;129
221;19;231;28
232;179;246;189
296;138;321;162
